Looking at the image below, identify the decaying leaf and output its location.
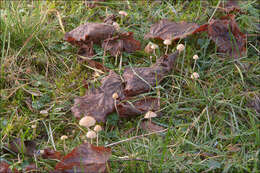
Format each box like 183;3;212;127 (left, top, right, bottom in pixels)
102;32;141;56
41;148;62;160
0;161;19;173
220;0;241;13
208;15;246;58
5;138;37;156
53;142;111;173
123;52;179;97
145;19;204;41
140;120;165;133
71;71;124;122
117;97;160;118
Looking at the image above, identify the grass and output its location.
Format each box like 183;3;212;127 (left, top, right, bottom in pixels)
0;0;259;172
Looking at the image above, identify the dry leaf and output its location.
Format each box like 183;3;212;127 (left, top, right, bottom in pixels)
145;19;204;41
140;120;165;133
220;0;241;13
71;71;124;122
5;138;37;156
117;97;160;118
123;52;179;97
53;142;111;173
208;15;246;58
41;148;62;160
102;32;141;56
0;162;19;173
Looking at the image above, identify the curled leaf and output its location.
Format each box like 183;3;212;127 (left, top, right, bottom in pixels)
145;19;204;41
123;52;179;97
54;142;111;173
71;71;124;122
208;15;246;58
140;120;165;133
102;32;141;56
117;97;160;118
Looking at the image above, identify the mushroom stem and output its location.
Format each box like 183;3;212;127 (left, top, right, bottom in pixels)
165;45;169;55
193;59;197;71
119;54;123;72
153;49;157;59
96;134;99;146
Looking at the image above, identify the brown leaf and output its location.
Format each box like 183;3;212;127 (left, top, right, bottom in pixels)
208;15;246;58
54;142;111;173
123;52;179;97
0;162;20;173
78;42;95;58
220;0;241;13
41;148;62;160
140;120;165;133
145;19;202;41
5;138;37;156
102;32;141;56
117;97;160;118
64;23;116;46
71;70;124;122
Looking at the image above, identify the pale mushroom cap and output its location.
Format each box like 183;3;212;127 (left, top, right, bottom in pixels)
144;111;157;119
177;44;185;52
151;44;158;50
163;39;172;45
193;54;199;60
86;130;97;139
191;72;200;79
60;135;68;140
118;11;128;16
79;116;96;128
112;92;119;100
31;124;37;129
94;125;102;132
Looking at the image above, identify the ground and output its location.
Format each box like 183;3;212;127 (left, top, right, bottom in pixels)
0;0;259;172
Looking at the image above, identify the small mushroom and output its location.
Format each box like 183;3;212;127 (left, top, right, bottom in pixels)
163;39;172;54
118;11;128;17
79;116;96;128
60;135;68;151
94;125;102;146
191;72;200;79
150;43;159;59
177;44;185;52
193;54;199;60
144;111;157;123
112;92;119;100
86;130;97;144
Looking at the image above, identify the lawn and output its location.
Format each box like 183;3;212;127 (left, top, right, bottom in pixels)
0;0;259;172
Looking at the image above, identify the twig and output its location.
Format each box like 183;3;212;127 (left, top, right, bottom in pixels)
105;129;168;147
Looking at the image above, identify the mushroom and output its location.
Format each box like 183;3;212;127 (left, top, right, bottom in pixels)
79;116;96;129
94;125;102;146
118;11;128;17
60;135;68;151
163;39;172;54
144;111;157;123
177;44;185;52
86;130;97;144
191;72;200;79
150;43;159;59
192;55;199;70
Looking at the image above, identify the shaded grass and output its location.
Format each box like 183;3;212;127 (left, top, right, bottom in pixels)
0;0;259;172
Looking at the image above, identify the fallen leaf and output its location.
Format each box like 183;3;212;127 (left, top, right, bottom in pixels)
64;22;116;46
123;52;179;97
71;70;124;122
78;42;95;57
102;32;141;56
5;138;37;156
208;15;246;58
140;120;165;133
41;148;62;160
0;161;20;173
117;97;160;118
53;142;111;173
145;19;204;41
220;0;241;13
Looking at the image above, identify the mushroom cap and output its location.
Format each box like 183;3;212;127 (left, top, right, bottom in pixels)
191;72;200;79
144;111;157;119
60;135;68;140
151;44;158;50
79;116;96;128
86;130;97;139
94;125;102;132
193;54;199;60
177;44;185;52
163;39;172;45
112;93;119;100
118;11;128;16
